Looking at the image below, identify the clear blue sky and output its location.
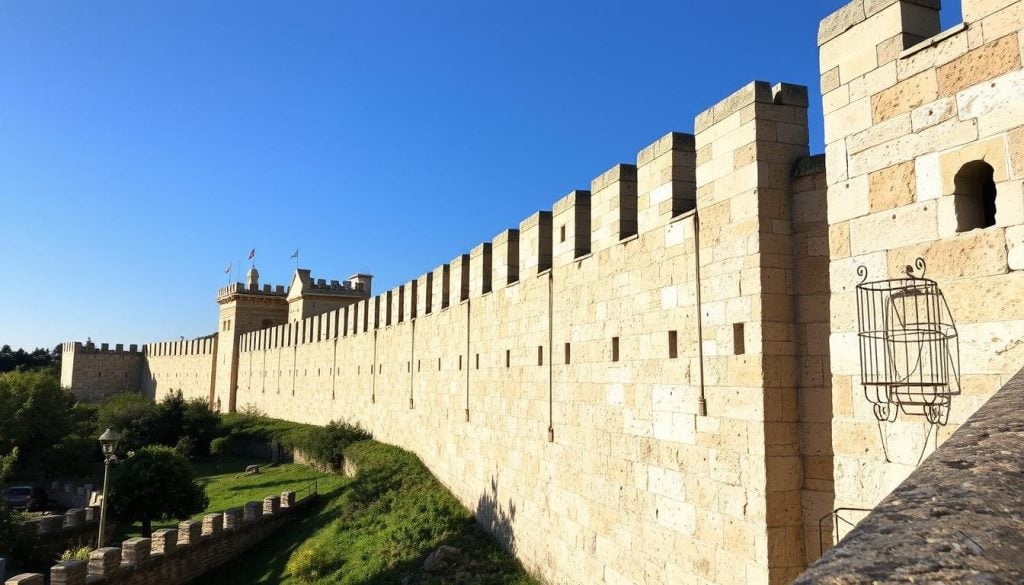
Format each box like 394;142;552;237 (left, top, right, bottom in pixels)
0;1;964;351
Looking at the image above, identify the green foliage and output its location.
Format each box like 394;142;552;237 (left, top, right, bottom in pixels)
209;435;235;457
284;440;532;584
0;370;96;478
195;417;534;585
0;344;61;374
108;445;209;536
0;448;27;558
59;545;93;562
97;392;159;453
220;413;369;471
98;391;221;457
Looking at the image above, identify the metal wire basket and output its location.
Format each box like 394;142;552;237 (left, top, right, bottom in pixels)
855;258;960;425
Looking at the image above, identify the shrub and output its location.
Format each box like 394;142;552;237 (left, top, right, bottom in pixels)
209;435;236;457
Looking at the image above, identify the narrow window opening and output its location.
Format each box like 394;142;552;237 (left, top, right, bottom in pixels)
559;225;566;243
475;353;480;369
953;161;998;231
407;361;410;373
418;360;421;372
668;331;678;358
438;357;441;371
459;355;462;370
537;346;544;366
564;342;571;365
505;349;510;368
612;337;620;362
733;323;746;355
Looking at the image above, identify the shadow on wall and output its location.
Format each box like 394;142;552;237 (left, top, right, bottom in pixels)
476;476;517;554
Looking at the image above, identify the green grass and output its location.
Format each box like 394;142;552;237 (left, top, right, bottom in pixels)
195;421;537;585
114;455;345;541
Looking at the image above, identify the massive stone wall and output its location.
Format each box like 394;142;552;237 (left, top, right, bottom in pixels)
232;83;818;585
60;342;143;401
818;0;1024;541
55;2;1024;582
140;336;217;404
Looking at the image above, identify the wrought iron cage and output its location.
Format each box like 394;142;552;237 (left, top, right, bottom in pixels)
855;258;960;425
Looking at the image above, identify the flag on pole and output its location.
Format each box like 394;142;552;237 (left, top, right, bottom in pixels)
290;249;299;259
248;248;256;260
224;261;232;274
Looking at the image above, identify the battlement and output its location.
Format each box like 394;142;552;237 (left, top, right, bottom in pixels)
144;334;217;357
62;340;143;355
217;282;289;300
4;487;316;585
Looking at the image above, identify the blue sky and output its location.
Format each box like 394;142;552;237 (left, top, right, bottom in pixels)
0;1;964;351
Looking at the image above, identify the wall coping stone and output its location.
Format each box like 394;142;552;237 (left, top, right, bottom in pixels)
796;365;1024;584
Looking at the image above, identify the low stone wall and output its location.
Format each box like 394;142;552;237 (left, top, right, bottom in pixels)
795;366;1024;584
4;490;314;585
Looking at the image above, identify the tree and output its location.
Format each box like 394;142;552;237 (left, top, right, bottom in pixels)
107;445;208;536
97;392;161;453
0;370;84;478
0;448;24;558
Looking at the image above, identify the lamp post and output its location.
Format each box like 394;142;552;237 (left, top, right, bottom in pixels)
97;428;120;547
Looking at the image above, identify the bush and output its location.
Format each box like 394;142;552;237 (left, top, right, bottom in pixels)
209;435;236;457
296;421;371;472
97;391;221;457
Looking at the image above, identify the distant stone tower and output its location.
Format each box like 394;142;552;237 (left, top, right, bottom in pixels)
213;268;371;412
214;267;289;412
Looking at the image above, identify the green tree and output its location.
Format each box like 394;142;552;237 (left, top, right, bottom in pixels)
107;445;208;536
97;392;161;453
0;448;25;558
0;370;82;478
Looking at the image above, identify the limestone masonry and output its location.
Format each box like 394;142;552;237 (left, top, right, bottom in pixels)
60;1;1024;583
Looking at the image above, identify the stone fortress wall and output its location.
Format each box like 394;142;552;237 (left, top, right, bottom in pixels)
819;0;1024;524
140;335;217;404
60;1;1024;583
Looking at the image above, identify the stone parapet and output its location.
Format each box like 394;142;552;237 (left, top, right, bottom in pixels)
796;366;1024;583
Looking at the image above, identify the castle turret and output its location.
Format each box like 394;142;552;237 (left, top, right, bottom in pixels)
247;266;260;290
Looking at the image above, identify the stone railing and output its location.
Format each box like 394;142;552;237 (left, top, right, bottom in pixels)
4;489;315;585
795;366;1024;584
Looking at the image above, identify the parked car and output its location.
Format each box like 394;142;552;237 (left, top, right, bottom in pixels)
3;485;32;510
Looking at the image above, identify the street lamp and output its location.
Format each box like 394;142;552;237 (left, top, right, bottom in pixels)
97;428;120;547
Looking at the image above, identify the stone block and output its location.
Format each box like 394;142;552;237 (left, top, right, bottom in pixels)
281;491;296;508
518;211;553;277
1009;226;1024;270
868;160;916;211
956;69;1024;138
87;547;121;577
911;96;957;132
223;507;242;530
121;537;150;566
37;515;63;535
886;226;1007;278
963;0;1019;22
63;508;85;529
827;175;870;224
243;501;262;522
4;575;44;585
50;561;86;585
176;520;201;545
150;528;177;555
938;34;1021;97
263;495;281;516
871;70;938;123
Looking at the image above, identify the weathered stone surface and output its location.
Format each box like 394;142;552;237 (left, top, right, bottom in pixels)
795;366;1024;584
868;161;916;211
871;70;938;123
938;34;1021;97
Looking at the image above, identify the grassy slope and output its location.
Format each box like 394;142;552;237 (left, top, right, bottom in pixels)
114;456;345;541
196;438;537;585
